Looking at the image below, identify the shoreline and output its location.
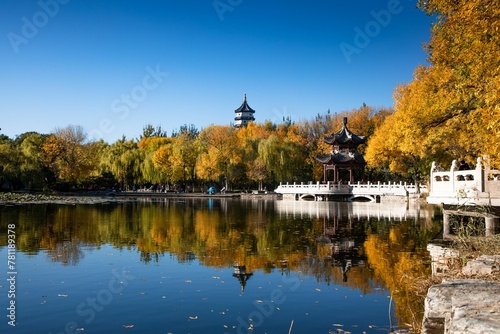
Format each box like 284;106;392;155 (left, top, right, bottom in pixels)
0;191;279;205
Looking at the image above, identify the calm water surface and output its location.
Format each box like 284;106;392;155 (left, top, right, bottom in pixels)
0;198;441;334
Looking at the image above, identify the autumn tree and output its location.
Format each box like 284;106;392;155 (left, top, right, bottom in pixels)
195;125;238;189
138;136;172;185
170;124;200;186
368;0;500;173
151;141;174;184
235;123;271;190
43;125;99;185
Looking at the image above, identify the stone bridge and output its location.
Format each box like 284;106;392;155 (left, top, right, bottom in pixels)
274;181;425;202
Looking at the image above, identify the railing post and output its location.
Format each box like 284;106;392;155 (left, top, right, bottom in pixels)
443;211;451;238
486;216;498;236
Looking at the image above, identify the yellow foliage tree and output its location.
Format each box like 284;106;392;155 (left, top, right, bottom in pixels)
195;125;238;187
42;125;99;184
367;0;500;172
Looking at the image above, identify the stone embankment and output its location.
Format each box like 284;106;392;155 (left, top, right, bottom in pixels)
422;243;500;333
0;191;276;205
0;192;118;205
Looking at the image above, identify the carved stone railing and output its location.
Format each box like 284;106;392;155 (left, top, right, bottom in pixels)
275;180;424;197
428;156;500;206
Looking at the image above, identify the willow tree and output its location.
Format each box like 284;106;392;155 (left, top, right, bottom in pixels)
258;134;306;183
17;132;50;189
0;136;20;190
103;137;144;189
235;122;271;190
367;0;500;173
138;136;172;185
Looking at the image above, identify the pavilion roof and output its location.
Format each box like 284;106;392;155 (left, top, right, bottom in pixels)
316;152;365;165
324;117;366;146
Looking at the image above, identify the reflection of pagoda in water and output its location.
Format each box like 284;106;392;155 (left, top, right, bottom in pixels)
233;263;253;293
316;216;366;282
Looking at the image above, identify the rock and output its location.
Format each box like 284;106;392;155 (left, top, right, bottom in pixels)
427;242;459;276
462;255;500;276
422;279;500;334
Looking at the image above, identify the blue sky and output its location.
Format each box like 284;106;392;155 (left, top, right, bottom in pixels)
1;0;433;143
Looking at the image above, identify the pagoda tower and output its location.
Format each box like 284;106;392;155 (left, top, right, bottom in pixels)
316;117;366;183
234;94;255;128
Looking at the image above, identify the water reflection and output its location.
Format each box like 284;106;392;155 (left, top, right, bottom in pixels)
0;199;442;330
233;263;253;293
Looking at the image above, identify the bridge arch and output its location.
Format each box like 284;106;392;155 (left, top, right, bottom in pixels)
299;194;316;201
349;194;376;202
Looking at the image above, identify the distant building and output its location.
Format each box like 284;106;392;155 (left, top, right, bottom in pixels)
234;94;255;128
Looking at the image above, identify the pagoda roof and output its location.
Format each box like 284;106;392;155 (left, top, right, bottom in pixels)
316;152;365;165
235;94;255;113
324;117;366;146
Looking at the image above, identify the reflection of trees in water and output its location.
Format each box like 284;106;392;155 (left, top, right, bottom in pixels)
46;241;84;266
0;199;443;328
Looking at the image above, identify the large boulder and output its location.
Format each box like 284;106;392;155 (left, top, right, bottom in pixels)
461;255;500;276
422;280;500;334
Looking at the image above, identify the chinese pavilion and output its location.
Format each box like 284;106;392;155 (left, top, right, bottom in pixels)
234;94;255;127
316;117;366;183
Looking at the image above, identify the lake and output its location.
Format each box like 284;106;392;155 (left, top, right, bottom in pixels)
0;198;442;334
